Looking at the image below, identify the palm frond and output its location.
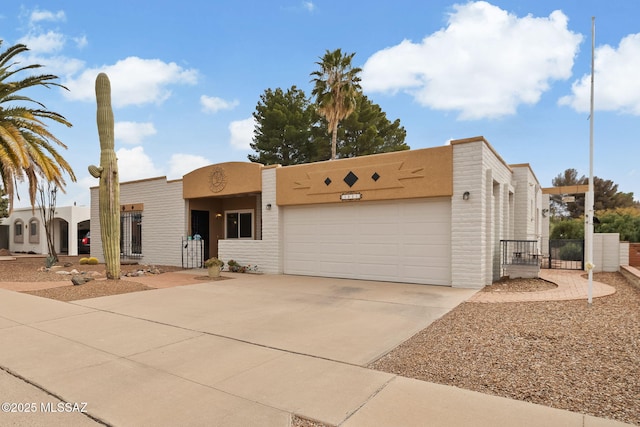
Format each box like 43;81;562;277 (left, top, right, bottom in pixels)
0;40;75;210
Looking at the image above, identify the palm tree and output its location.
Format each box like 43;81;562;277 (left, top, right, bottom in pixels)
311;49;362;160
0;41;75;212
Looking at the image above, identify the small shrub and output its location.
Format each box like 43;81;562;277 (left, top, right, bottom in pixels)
559;243;583;261
79;257;89;265
227;259;240;272
45;256;57;268
226;259;258;273
87;257;99;265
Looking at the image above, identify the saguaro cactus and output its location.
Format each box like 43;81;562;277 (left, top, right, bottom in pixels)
88;73;120;279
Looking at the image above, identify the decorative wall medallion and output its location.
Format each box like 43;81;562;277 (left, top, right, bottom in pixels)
208;166;227;193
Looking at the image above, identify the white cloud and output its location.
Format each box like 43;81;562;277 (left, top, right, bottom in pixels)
114;121;157;144
229;117;255;150
63;57;199;107
30;54;85;78
200;95;239;114
361;1;582;120
18;30;65;53
559;33;640;115
73;35;88;49
168;154;211;179
116;146;162;182
30;9;65;24
303;1;316;12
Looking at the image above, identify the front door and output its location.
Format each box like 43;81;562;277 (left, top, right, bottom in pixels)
191;210;210;260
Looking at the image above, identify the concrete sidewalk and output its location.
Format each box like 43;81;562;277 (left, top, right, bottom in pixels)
0;274;632;426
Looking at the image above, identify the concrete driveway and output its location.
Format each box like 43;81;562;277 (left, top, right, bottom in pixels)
0;273;630;426
77;273;476;366
0;273;473;426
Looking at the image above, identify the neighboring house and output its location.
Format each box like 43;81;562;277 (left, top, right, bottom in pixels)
0;205;90;256
90;136;544;289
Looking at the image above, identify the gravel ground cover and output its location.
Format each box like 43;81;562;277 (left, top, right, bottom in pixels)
1;256;638;425
369;272;640;426
0;255;184;301
482;277;557;292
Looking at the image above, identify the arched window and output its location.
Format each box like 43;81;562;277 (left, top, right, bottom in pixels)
13;220;24;243
29;218;39;244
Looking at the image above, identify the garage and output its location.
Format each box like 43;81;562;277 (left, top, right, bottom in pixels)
283;197;451;285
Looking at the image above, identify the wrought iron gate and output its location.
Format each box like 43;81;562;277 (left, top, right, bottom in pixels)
548;239;584;270
182;237;204;268
121;211;143;259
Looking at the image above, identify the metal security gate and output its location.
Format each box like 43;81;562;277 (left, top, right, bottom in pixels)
121;211;143;259
549;239;584;270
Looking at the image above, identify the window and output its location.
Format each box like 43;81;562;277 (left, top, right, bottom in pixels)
29;219;39;243
121;211;142;258
225;210;253;239
14;220;24;243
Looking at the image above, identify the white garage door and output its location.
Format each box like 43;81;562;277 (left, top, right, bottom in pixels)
283;198;451;285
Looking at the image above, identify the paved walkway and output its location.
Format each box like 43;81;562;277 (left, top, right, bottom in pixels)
469;269;616;303
0;271;633;426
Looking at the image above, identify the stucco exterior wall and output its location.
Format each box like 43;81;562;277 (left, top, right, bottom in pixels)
90;177;185;266
450;141;483;288
620;241;630;266
450;137;531;288
218;166;282;274
593;233;622;272
183;162;262;199
276;146;453;206
511;165;542;241
484;144;516;284
1;206;89;256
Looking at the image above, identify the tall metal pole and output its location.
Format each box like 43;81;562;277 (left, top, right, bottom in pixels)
587;17;595;305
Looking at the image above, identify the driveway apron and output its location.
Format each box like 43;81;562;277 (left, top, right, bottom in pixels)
1;273;628;426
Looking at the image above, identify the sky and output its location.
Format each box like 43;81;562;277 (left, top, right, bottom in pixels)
1;0;638;208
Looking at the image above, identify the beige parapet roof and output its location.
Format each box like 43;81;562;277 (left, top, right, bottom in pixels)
542;185;589;195
183;162;263;199
276;145;453;206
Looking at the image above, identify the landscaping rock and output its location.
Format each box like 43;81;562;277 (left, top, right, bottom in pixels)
71;276;86;286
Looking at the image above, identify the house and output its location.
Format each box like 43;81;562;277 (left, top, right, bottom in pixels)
89;136;543;288
0;205;90;256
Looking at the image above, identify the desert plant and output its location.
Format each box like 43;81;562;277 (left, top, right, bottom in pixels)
204;257;224;268
227;259;240;272
226;259;258;273
88;73;120;279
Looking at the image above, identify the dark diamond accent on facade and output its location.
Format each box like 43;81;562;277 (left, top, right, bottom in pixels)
343;171;359;188
372;172;380;182
324;177;332;186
